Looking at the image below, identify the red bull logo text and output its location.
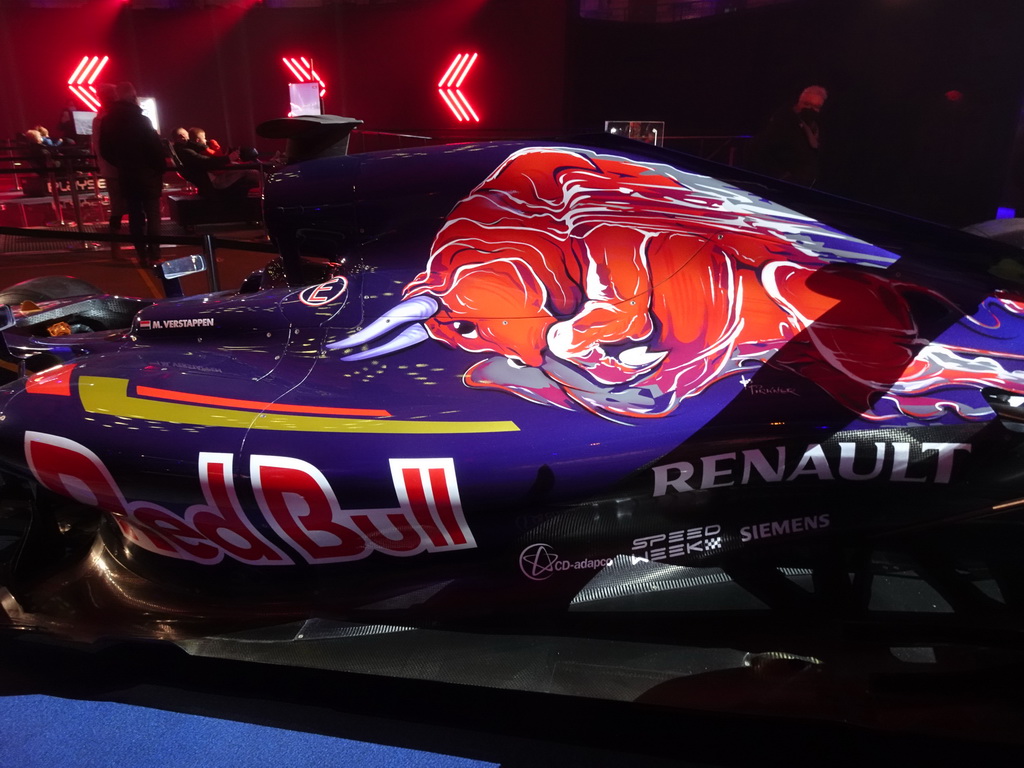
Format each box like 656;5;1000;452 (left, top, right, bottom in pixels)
25;432;476;566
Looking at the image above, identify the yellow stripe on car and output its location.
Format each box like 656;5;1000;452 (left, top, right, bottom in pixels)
78;376;520;434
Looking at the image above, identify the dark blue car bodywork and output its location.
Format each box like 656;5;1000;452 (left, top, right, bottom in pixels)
0;128;1023;720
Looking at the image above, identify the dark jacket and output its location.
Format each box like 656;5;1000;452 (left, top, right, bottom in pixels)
98;101;166;198
174;141;232;195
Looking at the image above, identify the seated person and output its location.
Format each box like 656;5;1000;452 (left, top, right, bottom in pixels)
169;126;189;150
20;129;58;197
175;127;258;199
165;127;189;171
32;125;63;147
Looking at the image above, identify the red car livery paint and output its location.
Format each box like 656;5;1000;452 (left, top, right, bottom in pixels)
340;148;1024;422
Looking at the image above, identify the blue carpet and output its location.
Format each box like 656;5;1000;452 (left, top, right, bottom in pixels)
0;695;497;768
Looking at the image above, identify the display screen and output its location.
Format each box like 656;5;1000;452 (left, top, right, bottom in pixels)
71;110;95;136
139;96;159;134
289;82;322;117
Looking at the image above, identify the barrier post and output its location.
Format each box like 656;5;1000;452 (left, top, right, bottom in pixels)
66;162;86;240
47;168;65;226
202;234;220;292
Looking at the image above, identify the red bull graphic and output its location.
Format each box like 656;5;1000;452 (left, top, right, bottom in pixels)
25;432;476;566
329;148;1024;423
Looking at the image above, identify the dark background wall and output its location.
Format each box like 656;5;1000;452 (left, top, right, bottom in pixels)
0;0;1022;227
567;0;1024;226
0;0;569;145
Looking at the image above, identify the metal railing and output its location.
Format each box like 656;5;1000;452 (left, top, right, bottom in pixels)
0;147;103;232
0;223;275;296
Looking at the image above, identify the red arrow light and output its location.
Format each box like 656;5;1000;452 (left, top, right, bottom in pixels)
438;52;479;123
282;56;326;97
67;55;109;112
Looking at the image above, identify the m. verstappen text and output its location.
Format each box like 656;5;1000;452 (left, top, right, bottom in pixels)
24;432;476;566
138;317;215;330
652;441;970;496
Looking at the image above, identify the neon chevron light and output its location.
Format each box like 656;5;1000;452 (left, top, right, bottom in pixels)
67;55;109;112
437;53;479;123
281;56;326;97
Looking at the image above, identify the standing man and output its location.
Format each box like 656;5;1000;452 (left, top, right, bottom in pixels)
91;84;128;260
98;82;167;265
749;85;828;187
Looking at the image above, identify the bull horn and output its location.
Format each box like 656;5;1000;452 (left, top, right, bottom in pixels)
338;324;430;361
327;296;438;349
327;295;438;359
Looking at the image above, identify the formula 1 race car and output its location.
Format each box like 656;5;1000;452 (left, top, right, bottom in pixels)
1;119;1024;733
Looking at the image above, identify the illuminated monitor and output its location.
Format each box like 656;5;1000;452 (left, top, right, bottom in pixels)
139;97;160;134
289;82;322;117
604;120;665;147
72;111;96;136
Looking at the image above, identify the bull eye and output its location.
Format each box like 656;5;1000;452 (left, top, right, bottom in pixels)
453;320;478;339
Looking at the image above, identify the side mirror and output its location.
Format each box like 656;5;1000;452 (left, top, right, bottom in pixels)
160;254;207;280
0;305;14;331
0;305;18;376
